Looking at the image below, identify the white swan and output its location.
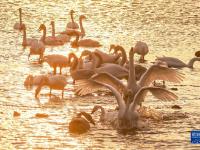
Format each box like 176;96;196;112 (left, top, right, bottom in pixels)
14;8;24;30
62;15;86;38
75;48;184;129
66;10;79;29
50;21;70;43
71;35;102;48
42;54;69;75
39;24;64;46
35;74;67;99
69;111;95;134
134;41;149;63
156;56;200;68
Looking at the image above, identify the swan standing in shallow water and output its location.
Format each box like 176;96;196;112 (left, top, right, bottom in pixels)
39;24;64;46
42;54;69;75
14;8;25;31
156;56;200;68
69;112;95;134
20;24;45;62
75;48;184;129
66;10;79;29
35;75;67;99
134;41;149;63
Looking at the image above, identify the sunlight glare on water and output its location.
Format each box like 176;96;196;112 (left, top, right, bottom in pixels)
0;0;200;149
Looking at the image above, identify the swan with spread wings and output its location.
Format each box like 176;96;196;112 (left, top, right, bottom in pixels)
75;47;184;129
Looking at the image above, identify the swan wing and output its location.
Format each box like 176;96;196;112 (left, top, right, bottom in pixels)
93;80;126;114
130;86;178;111
139;64;184;87
75;72;126;96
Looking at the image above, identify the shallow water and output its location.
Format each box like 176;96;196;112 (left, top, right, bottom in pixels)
0;0;200;149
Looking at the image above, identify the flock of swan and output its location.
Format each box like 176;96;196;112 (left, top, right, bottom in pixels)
14;8;200;134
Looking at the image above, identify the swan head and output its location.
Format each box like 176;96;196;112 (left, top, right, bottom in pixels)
21;24;26;30
19;8;22;12
77;112;95;125
24;75;33;90
35;76;49;99
80;50;92;60
91;105;102;114
70;10;75;14
129;47;136;56
80;15;86;20
68;52;78;69
39;24;46;31
195;51;200;57
50;21;54;26
109;44;116;53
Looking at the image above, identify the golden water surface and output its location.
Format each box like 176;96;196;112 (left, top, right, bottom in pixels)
0;0;200;149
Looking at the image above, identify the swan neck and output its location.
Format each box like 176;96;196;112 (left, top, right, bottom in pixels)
70;54;79;70
51;23;55;37
99;106;106;121
42;27;46;43
188;57;200;68
22;28;26;45
79;17;85;35
91;53;98;69
94;52;103;68
117;46;127;66
128;52;136;89
71;12;74;23
19;9;22;25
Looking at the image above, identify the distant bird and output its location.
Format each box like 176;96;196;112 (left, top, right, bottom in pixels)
13;8;24;31
50;21;70;43
71;35;101;48
39;24;64;46
21;24;38;47
69;111;95;134
195;51;200;57
35;75;67;99
156;56;200;68
42;54;69;75
66;10;79;29
62;15;86;38
134;41;149;63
